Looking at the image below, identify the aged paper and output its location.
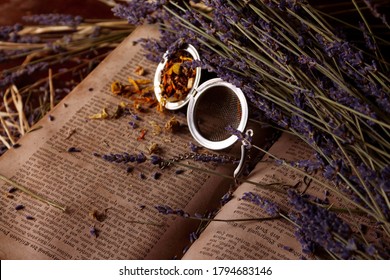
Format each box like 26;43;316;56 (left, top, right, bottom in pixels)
0;25;237;259
182;133;325;260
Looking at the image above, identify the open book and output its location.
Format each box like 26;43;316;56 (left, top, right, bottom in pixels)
0;24;347;260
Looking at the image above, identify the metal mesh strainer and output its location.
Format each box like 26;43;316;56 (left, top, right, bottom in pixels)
193;85;242;141
187;78;248;150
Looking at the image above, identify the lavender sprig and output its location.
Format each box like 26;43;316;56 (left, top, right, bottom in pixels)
241;191;280;217
22;14;84;27
287;189;388;259
154;204;280;223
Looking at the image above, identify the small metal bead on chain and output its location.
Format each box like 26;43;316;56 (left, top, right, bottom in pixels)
159;152;237;169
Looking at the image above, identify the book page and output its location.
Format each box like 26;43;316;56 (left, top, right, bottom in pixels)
0;24;237;260
182;132;357;260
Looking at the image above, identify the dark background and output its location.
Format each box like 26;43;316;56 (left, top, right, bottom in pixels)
1;0;389;25
0;0;114;26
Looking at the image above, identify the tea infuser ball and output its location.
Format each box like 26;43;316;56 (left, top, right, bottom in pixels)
154;45;261;179
187;78;249;151
187;78;256;179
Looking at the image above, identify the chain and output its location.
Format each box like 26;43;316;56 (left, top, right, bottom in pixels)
159;152;238;169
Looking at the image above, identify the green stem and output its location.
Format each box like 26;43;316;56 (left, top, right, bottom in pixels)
0;173;67;212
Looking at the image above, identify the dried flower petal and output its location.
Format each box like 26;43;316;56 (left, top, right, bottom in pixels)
89;108;109;119
8;187;17;193
111;81;123;95
90;225;98;237
134;65;145;76
147;142;159;154
126;166;134;173
165;117;180;133
139;172;146;180
137;129;147;141
152;172;162;180
15;204;25;210
67;147;81;153
149;121;162;135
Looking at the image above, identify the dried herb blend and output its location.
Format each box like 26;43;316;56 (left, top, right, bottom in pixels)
159;50;196;103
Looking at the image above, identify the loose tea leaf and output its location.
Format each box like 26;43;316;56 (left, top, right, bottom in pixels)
160;50;196;103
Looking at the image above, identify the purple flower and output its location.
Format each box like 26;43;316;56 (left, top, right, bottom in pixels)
139;172;146;180
287;189;357;258
101;152;146;164
67;147;81;153
241;192;280;216
154;205;190;217
90;225;98;237
126;166;133;173
128;121;137;129
136;153;146;163
189;142;200;152
220;191;234;206
154;205;174;215
189;232;198;243
22;14;83;27
225;126;252;148
363;0;388;26
150;155;162;165
1;62;48;89
8;187;17;193
15;204;25;210
152;172;161;180
112;0;168;25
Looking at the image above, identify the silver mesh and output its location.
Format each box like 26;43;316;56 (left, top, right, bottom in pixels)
193;86;242;141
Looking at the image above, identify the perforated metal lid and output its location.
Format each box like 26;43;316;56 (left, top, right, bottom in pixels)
187;78;248;150
153;44;201;110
